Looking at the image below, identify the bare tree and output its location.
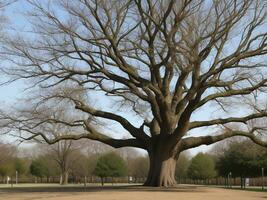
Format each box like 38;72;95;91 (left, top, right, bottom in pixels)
22;96;86;185
44;140;79;185
1;0;267;186
0;141;16;164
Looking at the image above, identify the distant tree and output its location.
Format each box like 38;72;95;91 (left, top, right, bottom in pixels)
25;104;85;185
94;152;127;186
13;158;27;176
128;156;149;182
188;153;217;180
30;159;46;180
216;140;267;178
0;142;17;182
69;152;91;183
30;155;59;182
175;152;190;182
0;142;17;164
87;154;99;178
0;162;13;182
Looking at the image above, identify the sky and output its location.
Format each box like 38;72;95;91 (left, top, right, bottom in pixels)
0;0;263;156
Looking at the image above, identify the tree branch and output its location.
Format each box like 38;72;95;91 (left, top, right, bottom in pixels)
189;112;267;129
180;128;267;150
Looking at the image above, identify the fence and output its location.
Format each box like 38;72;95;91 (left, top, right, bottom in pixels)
0;175;146;185
1;175;265;188
177;176;266;188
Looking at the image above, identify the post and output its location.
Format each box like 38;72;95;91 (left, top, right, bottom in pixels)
262;168;264;191
229;172;232;188
15;171;18;185
84;176;87;187
227;173;230;188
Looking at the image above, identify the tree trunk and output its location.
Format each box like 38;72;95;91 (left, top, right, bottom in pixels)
60;171;68;185
144;150;177;187
101;177;104;186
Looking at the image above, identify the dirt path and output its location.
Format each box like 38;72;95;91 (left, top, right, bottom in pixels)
0;185;266;200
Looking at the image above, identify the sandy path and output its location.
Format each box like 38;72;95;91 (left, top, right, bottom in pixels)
0;185;266;200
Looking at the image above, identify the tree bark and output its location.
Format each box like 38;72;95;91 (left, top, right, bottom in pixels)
144;150;177;187
60;171;68;185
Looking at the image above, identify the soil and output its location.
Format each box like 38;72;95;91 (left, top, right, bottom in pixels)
0;184;266;200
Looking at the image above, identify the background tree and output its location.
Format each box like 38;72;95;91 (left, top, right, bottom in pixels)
0;141;16;164
128;156;149;182
30;159;46;181
188;153;217;181
13;157;27;177
69;151;90;184
0;142;16;182
175;152;190;183
216;139;267;178
1;0;267;187
15;97;87;185
94;152;127;186
0;161;13;183
30;154;58;182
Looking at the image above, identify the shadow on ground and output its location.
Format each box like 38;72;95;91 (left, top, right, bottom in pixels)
0;185;205;194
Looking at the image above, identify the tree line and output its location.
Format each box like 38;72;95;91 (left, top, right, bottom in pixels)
1;138;266;187
176;139;267;188
0;140;149;185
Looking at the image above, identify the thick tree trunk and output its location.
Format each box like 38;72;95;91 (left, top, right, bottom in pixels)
144;150;178;187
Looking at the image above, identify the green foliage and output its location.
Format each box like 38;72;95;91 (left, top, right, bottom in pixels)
216;140;267;177
0;162;14;177
13;158;27;175
0;157;28;177
30;159;46;178
94;152;127;178
175;153;190;179
30;155;59;178
188;153;217;180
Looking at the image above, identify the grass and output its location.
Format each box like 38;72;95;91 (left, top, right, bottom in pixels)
210;185;267;192
227;187;267;192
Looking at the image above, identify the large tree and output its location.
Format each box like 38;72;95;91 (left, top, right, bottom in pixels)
1;0;267;187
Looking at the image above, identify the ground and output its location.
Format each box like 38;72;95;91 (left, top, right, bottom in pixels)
0;184;266;200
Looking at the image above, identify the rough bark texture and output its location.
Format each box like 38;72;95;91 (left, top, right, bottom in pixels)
144;137;178;187
144;155;177;187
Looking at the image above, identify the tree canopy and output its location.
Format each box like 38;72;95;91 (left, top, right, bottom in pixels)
30;155;59;179
93;152;127;181
216;140;267;178
188;153;217;180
